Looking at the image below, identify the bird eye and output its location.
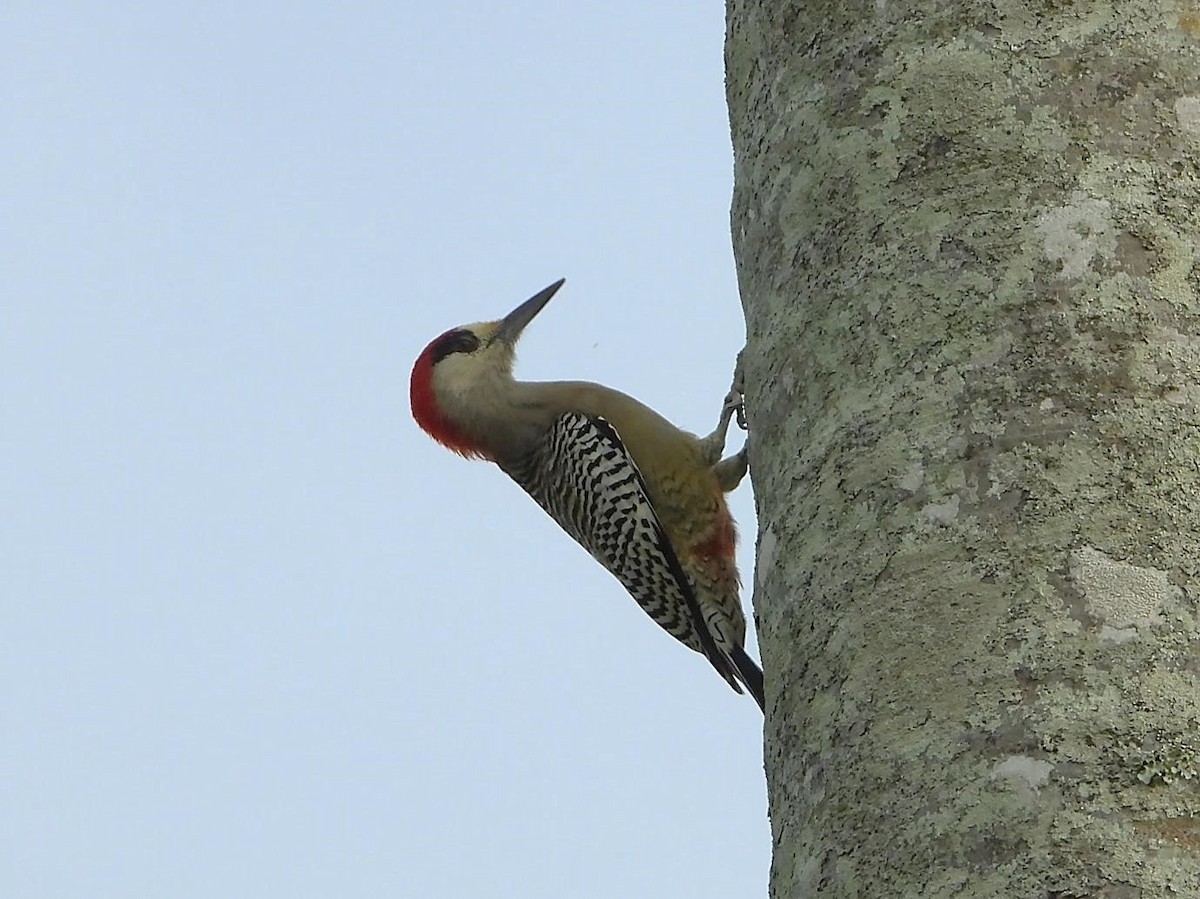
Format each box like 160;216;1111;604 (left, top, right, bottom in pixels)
432;330;480;364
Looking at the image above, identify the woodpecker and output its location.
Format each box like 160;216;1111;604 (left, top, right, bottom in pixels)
410;279;763;710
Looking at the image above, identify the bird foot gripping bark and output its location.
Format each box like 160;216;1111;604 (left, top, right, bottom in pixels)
730;348;748;432
704;350;751;492
700;352;745;464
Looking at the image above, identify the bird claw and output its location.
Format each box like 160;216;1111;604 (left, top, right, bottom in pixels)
730;349;748;431
722;388;748;432
701;351;749;465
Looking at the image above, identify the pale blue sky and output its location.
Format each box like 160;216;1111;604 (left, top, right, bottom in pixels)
3;4;767;896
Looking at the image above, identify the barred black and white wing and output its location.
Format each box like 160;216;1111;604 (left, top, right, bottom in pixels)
500;411;743;694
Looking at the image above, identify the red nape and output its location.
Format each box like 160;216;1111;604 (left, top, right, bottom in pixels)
410;335;489;459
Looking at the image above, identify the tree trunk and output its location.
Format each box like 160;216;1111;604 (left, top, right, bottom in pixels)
726;2;1200;895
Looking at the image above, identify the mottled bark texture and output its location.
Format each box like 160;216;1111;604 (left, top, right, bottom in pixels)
726;2;1200;896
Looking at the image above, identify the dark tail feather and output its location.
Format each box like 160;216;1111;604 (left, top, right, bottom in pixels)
731;645;765;712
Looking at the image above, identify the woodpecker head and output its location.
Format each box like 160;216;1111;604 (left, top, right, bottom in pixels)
410;278;565;458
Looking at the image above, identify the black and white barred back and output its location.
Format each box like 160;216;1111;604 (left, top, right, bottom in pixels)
500;411;742;694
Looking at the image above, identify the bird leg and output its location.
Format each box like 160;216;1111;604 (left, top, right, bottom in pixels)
712;442;749;492
700;350;749;469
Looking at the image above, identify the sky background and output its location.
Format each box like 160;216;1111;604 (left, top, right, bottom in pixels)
3;3;766;897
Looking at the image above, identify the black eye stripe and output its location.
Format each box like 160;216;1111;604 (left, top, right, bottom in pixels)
431;330;480;364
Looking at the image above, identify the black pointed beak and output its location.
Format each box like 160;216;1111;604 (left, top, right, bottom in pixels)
494;278;564;345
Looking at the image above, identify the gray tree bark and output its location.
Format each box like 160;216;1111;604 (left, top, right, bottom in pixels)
726;2;1200;895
